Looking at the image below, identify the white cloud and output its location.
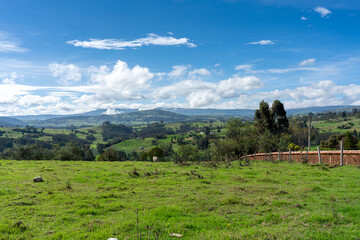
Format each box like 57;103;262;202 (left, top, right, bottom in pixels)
155;79;216;100
218;75;263;98
267;67;318;74
299;58;316;66
314;7;332;18
0;72;19;84
186;91;221;108
49;63;82;85
67;33;196;50
3;57;360;116
247;40;275;45
0;84;39;105
168;65;188;79
18;95;61;107
0;31;28;53
235;64;252;71
301;16;307;20
102;108;124;115
189;68;211;77
85;60;154;102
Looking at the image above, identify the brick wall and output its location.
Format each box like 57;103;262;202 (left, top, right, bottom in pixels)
244;150;360;165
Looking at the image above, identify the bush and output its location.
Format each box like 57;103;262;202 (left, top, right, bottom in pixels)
288;143;301;151
98;148;120;161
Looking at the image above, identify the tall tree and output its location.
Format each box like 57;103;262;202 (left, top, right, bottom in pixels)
271;100;289;134
254;100;274;133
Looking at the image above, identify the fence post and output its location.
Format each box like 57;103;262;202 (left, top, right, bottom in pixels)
278;150;281;161
340;140;344;166
269;151;272;162
301;147;303;163
305;148;308;163
317;147;322;164
289;148;292;162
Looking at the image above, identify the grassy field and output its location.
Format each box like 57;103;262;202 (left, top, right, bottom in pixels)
1;160;359;239
313;116;360;134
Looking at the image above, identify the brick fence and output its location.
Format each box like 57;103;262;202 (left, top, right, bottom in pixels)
244;150;360;165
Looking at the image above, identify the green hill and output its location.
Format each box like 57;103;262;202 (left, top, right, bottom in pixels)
26;110;192;127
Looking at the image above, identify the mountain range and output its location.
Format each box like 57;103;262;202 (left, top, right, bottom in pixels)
1;105;359;128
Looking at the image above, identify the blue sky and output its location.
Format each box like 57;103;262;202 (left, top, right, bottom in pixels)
1;0;360;115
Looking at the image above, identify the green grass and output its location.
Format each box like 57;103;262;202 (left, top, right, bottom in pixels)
112;136;175;154
313;116;360;133
0;160;359;239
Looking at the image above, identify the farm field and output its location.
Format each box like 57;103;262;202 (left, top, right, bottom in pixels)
313;116;360;134
0;160;359;239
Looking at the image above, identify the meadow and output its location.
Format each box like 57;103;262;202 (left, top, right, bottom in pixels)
0;160;359;239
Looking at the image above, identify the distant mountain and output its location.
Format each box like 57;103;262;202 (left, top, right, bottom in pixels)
4;105;360;128
161;108;255;116
13;109;138;121
0;117;25;127
25;109;193;127
286;105;360;115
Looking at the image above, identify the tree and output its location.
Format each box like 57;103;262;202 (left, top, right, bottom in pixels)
148;146;165;160
344;131;358;150
98;148;120;161
83;144;95;161
254;100;274;133
271;100;289;134
254;100;289;135
178;144;200;162
226;118;258;155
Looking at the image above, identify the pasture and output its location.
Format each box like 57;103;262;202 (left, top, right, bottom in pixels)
0;160;359;239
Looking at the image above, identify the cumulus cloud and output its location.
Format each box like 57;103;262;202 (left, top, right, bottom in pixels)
168;65;188;79
3;57;360;116
247;40;275;45
67;33;196;50
83;60;154;102
167;65;213;80
0;31;28;53
299;58;316;66
155;74;263;106
314;7;332;18
90;60;153;90
218;75;263;98
102;108;124;115
49;63;82;85
0;72;19;84
189;68;211;77
301;16;307;20
155;79;216;100
186;91;221;108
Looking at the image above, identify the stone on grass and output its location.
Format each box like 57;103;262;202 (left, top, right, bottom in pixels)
33;176;44;182
170;233;183;237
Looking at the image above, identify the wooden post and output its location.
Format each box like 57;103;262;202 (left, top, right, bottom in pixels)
278;150;281;161
269;151;271;162
317;147;321;164
308;113;312;151
289;148;292;162
301;147;303;163
340;140;344;166
305;148;308;163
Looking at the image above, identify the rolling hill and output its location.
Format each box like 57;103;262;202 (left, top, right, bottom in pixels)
3;105;360;128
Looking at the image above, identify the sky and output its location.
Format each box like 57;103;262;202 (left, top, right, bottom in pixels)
1;0;360;116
